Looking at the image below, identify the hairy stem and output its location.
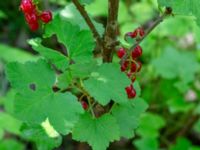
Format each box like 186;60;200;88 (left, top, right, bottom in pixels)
103;0;119;62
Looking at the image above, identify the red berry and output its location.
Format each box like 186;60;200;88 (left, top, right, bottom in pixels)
128;88;136;99
121;65;126;72
125;32;137;39
125;32;133;37
125;84;133;94
131;29;138;38
25;12;38;24
81;101;88;110
131;62;137;72
137;61;142;72
121;61;129;72
29;22;39;31
139;28;145;37
125;84;136;99
132;45;142;58
40;11;52;23
20;0;34;13
117;48;126;58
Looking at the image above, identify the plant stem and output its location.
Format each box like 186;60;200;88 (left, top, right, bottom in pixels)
103;0;119;62
74;80;96;118
72;0;103;48
87;96;96;118
120;10;170;65
176;114;200;137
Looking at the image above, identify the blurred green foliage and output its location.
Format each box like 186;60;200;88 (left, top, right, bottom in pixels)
1;0;200;150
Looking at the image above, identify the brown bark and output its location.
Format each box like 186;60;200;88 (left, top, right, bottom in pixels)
103;0;119;62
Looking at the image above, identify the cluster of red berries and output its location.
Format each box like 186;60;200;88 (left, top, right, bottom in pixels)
125;27;145;40
20;0;52;31
117;27;145;99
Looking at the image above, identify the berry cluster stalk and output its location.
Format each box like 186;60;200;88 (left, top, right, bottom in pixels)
120;9;171;65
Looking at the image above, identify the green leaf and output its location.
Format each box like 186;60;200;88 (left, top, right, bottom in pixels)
0;112;22;136
85;1;131;24
57;60;98;90
57;70;72;90
190;147;200;150
83;63;130;105
21;123;62;150
0;139;24;150
157;0;200;27
136;113;166;138
0;130;3;140
0;44;37;63
134;137;159;150
152;48;200;83
194;119;200;134
0;10;7;19
3;90;16;114
15;91;83;135
50;0;66;5
44;14;95;64
85;0;107;17
29;38;69;71
111;98;148;138
133;80;141;97
60;4;104;35
70;60;98;79
170;138;191;150
159;80;195;113
72;113;120;150
6;59;56;92
167;98;195;113
6;60;83;135
79;0;94;5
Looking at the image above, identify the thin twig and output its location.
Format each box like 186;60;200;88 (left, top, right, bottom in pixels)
120;12;169;65
103;0;119;62
72;0;103;48
176;114;200;137
87;96;96;118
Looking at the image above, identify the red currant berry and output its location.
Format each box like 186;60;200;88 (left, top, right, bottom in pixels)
137;61;142;72
125;32;138;39
125;84;133;94
25;13;38;24
20;0;34;13
128;88;136;99
131;29;138;38
40;11;52;23
121;61;129;72
81;101;88;110
132;45;142;59
117;48;126;58
131;62;137;72
121;65;126;72
125;84;136;99
139;28;145;37
125;32;133;37
29;22;39;31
